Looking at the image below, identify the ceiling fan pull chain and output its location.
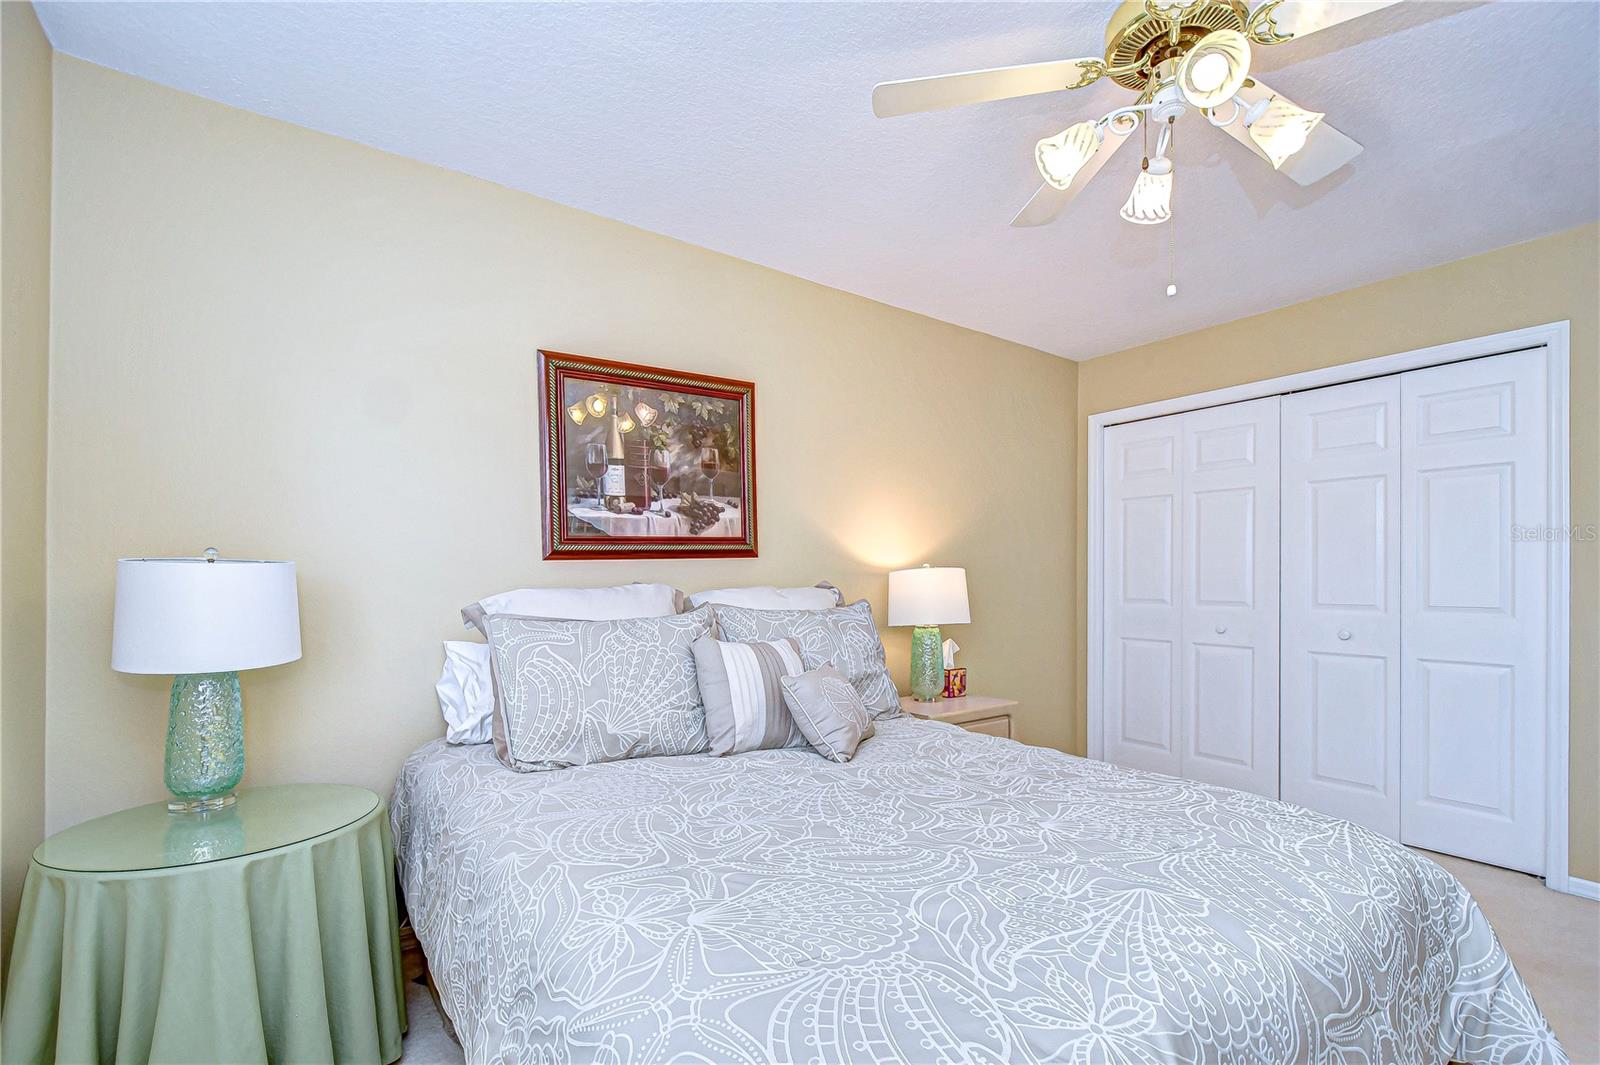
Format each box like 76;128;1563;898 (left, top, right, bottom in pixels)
1167;118;1179;298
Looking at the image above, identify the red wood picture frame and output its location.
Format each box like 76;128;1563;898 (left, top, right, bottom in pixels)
538;350;757;559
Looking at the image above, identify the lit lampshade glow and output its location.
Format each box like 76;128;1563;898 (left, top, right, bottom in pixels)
1178;30;1250;108
616;411;637;433
634;402;658;427
1246;95;1324;168
1119;160;1173;225
584;392;608;417
1035;121;1102;191
887;565;971;627
567;403;587;425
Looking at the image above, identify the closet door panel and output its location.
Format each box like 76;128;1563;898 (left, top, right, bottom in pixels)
1400;349;1548;874
1281;376;1402;836
1179;397;1280;796
1103;415;1185;775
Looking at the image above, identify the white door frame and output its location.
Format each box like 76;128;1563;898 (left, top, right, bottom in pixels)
1085;321;1573;893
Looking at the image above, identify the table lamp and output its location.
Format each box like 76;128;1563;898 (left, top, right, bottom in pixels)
888;564;970;702
112;549;301;813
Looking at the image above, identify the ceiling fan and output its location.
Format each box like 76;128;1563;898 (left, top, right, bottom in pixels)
872;0;1397;230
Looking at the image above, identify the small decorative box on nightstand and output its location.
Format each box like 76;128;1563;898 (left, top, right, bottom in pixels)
900;695;1018;738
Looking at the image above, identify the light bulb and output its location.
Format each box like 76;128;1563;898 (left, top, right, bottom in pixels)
584;392;608;417
1178;30;1250;108
1166;283;1178;297
1035;121;1103;191
1191;54;1227;93
634;401;658;427
567;403;587;425
1120;161;1173;225
1246;95;1324;168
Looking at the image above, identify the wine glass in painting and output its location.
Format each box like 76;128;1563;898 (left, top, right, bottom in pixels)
583;443;607;509
698;447;719;499
647;448;671;515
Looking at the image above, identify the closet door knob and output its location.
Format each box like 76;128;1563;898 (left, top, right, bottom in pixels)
1338;629;1352;641
1214;625;1227;635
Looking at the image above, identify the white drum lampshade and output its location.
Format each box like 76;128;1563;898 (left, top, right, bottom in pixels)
112;557;301;674
112;553;301;813
888;565;971;627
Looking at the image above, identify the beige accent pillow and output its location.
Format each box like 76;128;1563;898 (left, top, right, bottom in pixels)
779;665;876;763
692;636;809;755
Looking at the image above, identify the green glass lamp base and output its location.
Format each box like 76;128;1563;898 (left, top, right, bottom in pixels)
164;671;245;815
909;625;943;702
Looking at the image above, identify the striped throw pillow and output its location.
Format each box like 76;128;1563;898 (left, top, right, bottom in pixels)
692;635;809;755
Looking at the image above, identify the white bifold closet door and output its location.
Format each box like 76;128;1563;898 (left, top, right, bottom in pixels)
1103;413;1185;777
1281;376;1403;836
1180;398;1280;796
1103;398;1280;796
1399;348;1549;875
1103;347;1551;872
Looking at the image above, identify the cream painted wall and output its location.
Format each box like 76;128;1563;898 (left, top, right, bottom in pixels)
44;57;1078;833
1;0;52;988
1075;224;1600;882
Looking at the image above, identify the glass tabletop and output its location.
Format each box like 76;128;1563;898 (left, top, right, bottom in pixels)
33;784;379;873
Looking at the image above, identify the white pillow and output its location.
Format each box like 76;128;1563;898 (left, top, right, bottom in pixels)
436;641;494;744
688;582;842;611
461;582;681;635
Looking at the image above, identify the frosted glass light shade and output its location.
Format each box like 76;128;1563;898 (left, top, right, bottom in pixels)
1179;30;1250;108
1247;96;1324;168
113;557;301;674
888;566;970;627
1035;121;1102;191
1120;167;1173;225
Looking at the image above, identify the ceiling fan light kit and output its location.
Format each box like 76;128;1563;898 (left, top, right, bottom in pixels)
1120;167;1174;225
1244;95;1326;168
872;0;1393;233
1178;28;1252;106
1035;120;1105;191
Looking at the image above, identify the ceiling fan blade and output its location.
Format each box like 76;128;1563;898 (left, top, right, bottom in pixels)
1218;79;1362;186
1249;0;1402;43
1010;127;1132;227
873;57;1103;118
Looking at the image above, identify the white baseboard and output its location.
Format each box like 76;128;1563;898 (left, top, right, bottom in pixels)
1561;876;1600;901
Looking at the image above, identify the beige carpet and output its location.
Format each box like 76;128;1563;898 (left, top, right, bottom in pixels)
397;853;1600;1064
1423;851;1600;1064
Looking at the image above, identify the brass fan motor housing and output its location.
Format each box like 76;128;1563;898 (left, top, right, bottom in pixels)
1102;0;1251;90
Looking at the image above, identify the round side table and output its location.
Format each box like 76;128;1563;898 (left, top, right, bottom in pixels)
1;784;406;1064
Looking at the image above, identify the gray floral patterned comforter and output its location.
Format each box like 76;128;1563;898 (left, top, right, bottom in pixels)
391;718;1565;1064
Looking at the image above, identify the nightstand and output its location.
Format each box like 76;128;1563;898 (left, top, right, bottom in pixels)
1;784;406;1064
900;695;1018;738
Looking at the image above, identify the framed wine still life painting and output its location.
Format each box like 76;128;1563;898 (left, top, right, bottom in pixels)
538;350;757;559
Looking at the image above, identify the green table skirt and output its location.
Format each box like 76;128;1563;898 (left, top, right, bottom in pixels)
2;803;406;1064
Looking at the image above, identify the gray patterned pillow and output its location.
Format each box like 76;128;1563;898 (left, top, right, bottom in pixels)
485;607;714;772
711;599;901;717
779;665;876;762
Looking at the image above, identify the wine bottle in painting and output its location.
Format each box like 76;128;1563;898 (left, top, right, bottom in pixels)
603;411;628;504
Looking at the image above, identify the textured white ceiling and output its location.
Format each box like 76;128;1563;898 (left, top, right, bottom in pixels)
34;1;1600;359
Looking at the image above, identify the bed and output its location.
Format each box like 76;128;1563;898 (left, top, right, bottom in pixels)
392;716;1565;1064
